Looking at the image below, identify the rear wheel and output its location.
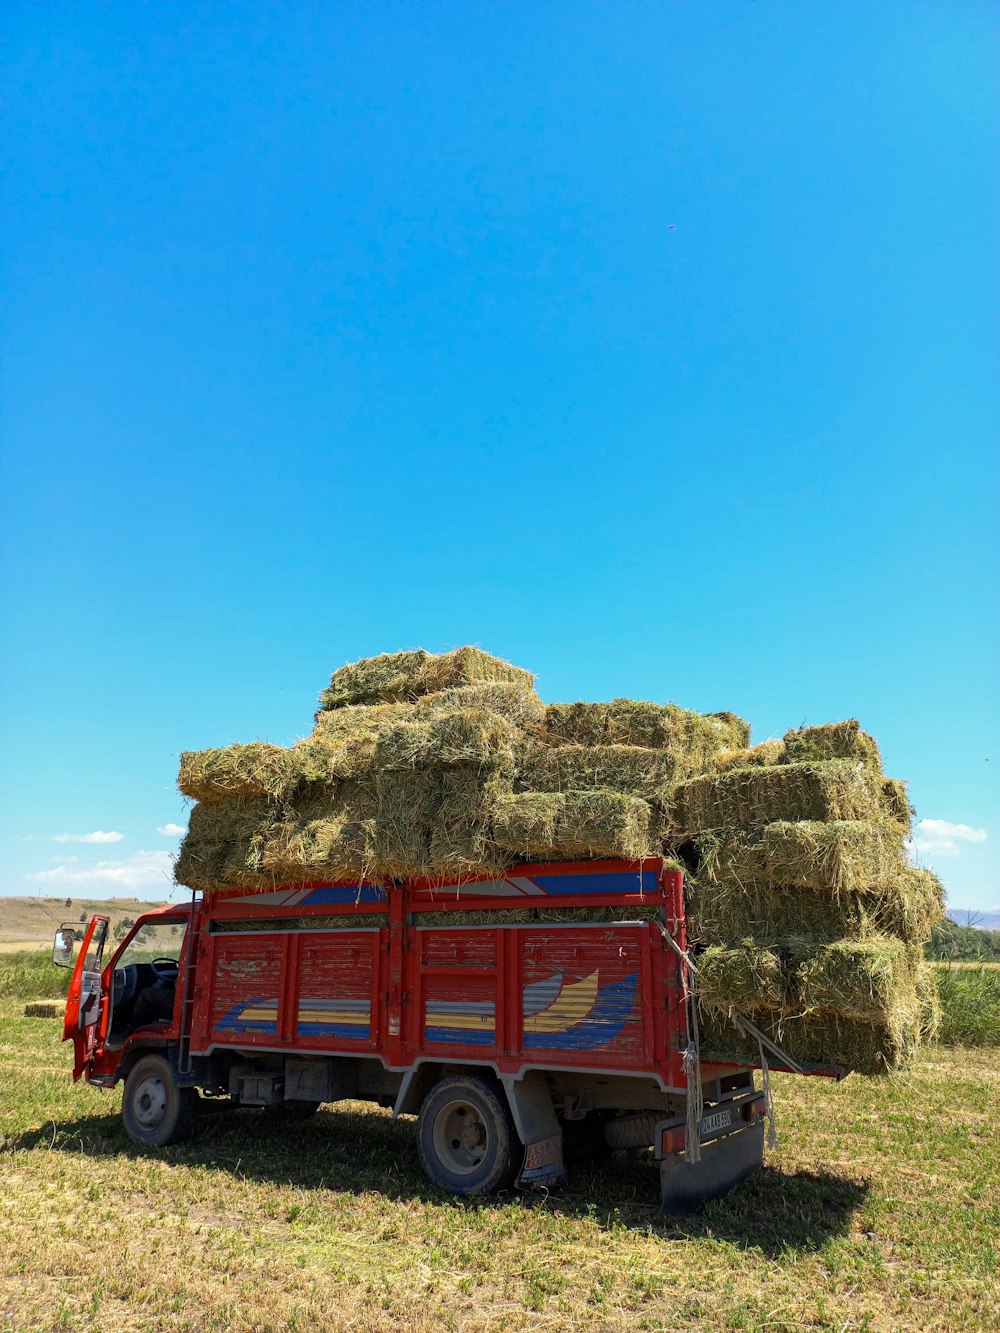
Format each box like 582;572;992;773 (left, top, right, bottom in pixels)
122;1053;195;1147
417;1075;519;1197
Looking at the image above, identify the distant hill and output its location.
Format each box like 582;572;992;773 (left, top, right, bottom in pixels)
948;909;1000;932
0;895;168;951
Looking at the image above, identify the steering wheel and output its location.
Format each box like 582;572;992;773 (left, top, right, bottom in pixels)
149;957;180;981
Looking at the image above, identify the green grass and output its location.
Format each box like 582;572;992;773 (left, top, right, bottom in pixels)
935;963;1000;1046
0;950;70;1000
2;982;999;1331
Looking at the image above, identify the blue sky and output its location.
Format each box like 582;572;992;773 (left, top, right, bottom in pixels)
2;3;996;914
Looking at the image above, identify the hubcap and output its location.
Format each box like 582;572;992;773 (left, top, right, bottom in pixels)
433;1101;490;1176
133;1075;167;1129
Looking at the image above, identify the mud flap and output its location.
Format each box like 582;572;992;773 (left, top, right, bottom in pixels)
501;1070;565;1189
657;1120;764;1214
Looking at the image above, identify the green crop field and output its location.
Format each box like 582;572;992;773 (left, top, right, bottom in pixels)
1;967;998;1331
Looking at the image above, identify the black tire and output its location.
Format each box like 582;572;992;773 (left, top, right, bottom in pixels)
558;1111;612;1163
417;1075;519;1197
122;1053;195;1147
604;1111;661;1151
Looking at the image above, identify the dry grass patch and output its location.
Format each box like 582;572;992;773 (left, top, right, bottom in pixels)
2;996;998;1331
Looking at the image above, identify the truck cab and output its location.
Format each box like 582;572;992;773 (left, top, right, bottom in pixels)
56;904;193;1084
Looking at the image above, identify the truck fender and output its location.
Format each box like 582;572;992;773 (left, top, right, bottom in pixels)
392;1065;439;1119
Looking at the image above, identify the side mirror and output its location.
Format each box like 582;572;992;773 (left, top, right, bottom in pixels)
53;927;76;968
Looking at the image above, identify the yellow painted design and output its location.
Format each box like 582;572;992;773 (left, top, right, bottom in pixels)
298;1008;370;1025
425;1010;495;1031
522;971;599;1034
240;1005;278;1022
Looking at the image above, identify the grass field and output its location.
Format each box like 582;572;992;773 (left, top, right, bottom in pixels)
2;983;998;1332
934;963;1000;1046
0;897;166;952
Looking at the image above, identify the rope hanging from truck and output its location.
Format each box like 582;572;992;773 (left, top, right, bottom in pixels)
658;925;799;1159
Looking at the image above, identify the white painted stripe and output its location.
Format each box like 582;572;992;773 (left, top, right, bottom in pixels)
506;877;545;896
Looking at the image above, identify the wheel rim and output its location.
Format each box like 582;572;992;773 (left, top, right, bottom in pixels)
432;1100;491;1176
133;1074;168;1130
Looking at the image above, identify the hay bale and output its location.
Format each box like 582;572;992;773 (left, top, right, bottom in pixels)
881;777;912;828
318;647;535;712
373;709;518;772
694;820;905;893
262;811;375;884
696;932;927;1074
793;936;915;1019
518;743;680;802
708;713;752;748
674;760;885;834
178;743;325;803
493;789;653;861
714;739;786;772
429;766;517;880
306;702;414;780
23;1001;63;1018
413;681;545;731
366;769;440;880
761;820;905;891
696;943;786;1009
175;796;282;893
901;867;945;937
784;720;882;770
684;870;943;949
493;790;563;854
699;1005;921;1076
542;789;652;860
543;701;747;767
427;821;510;881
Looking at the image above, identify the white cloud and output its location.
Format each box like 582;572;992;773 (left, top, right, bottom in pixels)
156;823;186;837
912;818;988;859
52;831;124;844
29;850;175;893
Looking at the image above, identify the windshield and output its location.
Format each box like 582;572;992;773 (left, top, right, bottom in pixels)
117;919;187;969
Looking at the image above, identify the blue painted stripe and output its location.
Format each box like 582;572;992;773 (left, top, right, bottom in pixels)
536;870;660;897
216;996;274;1033
523;974;637;1050
217;1018;278;1035
301;884;387;905
298;1022;371;1039
424;1027;496;1046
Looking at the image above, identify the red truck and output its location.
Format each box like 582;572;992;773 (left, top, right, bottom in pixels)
54;858;834;1211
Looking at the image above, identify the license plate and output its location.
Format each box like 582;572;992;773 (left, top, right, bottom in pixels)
701;1108;732;1134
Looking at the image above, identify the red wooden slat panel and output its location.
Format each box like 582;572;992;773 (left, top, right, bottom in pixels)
420;930;497;969
514;926;648;1070
295;931;379;1049
208;936;284;1047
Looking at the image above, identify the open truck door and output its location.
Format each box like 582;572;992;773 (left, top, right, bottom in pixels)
56;916;109;1081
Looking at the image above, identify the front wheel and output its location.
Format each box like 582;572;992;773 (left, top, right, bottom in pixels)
122;1053;195;1147
417;1075;519;1197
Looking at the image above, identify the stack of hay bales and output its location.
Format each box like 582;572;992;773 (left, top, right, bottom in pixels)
175;648;745;890
177;648;542;888
174;648;942;1075
674;721;943;1074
